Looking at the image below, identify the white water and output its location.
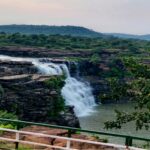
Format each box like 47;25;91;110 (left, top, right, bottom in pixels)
61;77;96;116
0;55;96;117
33;60;96;116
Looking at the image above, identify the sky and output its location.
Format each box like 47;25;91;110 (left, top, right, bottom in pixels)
0;0;150;34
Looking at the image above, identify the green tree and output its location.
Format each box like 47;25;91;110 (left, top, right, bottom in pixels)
105;58;150;130
90;54;101;64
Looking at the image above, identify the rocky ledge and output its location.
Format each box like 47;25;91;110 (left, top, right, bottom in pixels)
0;46;91;58
0;60;37;77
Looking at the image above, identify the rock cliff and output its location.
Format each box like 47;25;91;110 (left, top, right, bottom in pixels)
0;60;80;127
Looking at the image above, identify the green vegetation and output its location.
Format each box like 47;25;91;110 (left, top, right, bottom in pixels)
44;76;65;90
142;142;150;149
100;78;129;103
18;146;32;150
0;111;17;131
48;94;65;117
0;32;150;55
123;57;150;78
90;54;101;64
0;86;18;130
0;144;32;150
0;110;17;121
0;31;149;131
104;58;150;130
44;76;65;117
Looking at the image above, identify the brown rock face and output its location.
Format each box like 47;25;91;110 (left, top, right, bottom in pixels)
0;46;91;58
0;60;37;77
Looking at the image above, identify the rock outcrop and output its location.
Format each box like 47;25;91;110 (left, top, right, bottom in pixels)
0;46;91;58
0;59;80;128
0;60;37;77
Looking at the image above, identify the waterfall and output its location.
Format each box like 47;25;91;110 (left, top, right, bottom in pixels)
34;61;96;117
33;61;64;75
61;77;96;116
0;55;96;117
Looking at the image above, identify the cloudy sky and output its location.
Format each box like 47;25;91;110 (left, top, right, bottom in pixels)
0;0;150;34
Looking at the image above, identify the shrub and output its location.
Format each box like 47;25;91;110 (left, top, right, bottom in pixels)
0;111;17;132
44;76;65;90
44;76;65;117
48;95;65;117
90;54;101;64
0;124;15;134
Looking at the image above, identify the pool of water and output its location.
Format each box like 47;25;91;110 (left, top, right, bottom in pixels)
79;103;150;146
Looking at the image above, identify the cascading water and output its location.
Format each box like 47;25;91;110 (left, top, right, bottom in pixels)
0;55;96;117
61;77;96;116
33;60;96;116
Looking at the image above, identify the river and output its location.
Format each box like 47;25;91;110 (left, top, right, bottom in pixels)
79;103;150;146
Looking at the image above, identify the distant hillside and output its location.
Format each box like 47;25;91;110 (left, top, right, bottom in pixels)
106;33;150;41
0;25;103;37
1;25;150;41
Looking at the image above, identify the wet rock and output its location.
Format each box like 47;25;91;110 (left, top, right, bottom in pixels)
0;60;37;76
59;106;80;127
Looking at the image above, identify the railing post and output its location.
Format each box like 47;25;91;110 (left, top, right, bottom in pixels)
125;136;133;147
68;129;72;137
15;123;20;150
66;140;71;150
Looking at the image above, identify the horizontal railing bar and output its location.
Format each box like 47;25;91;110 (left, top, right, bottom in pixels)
19;140;75;150
0;128;144;150
0;137;74;150
0;137;17;143
0;128;126;148
0;118;149;142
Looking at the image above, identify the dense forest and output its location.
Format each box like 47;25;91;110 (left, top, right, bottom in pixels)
0;32;150;54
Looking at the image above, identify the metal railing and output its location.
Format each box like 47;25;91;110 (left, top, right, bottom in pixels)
0;118;149;149
0;127;143;150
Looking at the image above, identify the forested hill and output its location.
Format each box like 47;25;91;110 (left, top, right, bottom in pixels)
1;25;150;40
0;25;103;37
105;33;150;41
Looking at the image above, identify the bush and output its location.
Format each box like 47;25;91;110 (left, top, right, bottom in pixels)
0;124;15;134
44;76;65;117
0;111;17;131
90;54;101;64
48;95;65;117
44;76;65;90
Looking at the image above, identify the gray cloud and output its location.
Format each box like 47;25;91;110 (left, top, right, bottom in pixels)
0;0;150;34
